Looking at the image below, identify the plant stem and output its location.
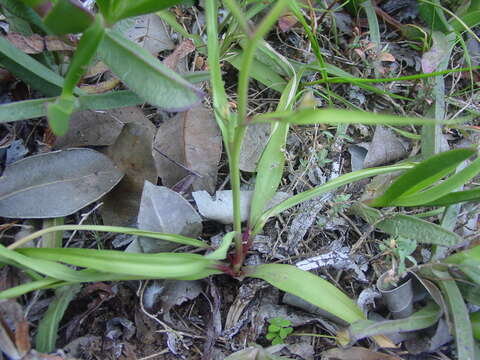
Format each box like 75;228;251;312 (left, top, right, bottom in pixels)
231;0;290;273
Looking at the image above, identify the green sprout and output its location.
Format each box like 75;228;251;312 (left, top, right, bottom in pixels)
266;317;293;345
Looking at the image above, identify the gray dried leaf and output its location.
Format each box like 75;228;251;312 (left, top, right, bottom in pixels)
6;139;28;165
239;123;271;172
136;181;202;252
363;126;408;168
153;106;222;193
192;190;290;224
286;342;314;360
54;110;124;148
322;347;402;360
125;14;174;55
421;32;452;73
0;148;123;218
101;114;157;226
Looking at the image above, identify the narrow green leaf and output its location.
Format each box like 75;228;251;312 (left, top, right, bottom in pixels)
253;163;415;235
247;264;365;324
418;0;452;33
43;0;94;35
0;244;92;282
36;284;82;353
351;203;463;246
98;29;203;111
254;108;436;126
62;16;105;96
451;10;480;32
424;187;480;207
392;157;480;206
17;247;219;279
205;232;235;260
112;0;185;22
249;77;298;227
0;36;67;96
368;148;475;207
227;50;287;93
12;224;209;250
347;302;441;343
0;278;61;300
432;269;475;360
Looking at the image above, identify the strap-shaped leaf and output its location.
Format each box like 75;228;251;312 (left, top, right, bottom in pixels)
391;157;480;206
36;284;82;353
424;187;480;207
17;247;219;279
110;0;186;22
0;36;66;96
43;0;94;35
368;148;475;207
347;302;441;343
351;203;463;246
247;264;365;324
249;77;298;227
98;29;203;111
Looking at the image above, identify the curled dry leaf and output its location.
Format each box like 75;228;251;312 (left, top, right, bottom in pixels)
136;181;202;252
163;39;196;70
6;33;75;54
153;106;222;193
101;109;157;226
0;148;123;218
192;190;290;224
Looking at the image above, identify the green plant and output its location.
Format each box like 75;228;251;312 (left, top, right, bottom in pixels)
266;317;293;345
1;0;480;354
379;237;418;287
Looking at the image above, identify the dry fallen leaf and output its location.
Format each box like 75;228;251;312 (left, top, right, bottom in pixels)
363;126;408;168
163;39;196;70
6;33;44;54
322;347;401;360
126;14;174;55
54;109;125;148
153;106;222;193
239;123;271;172
101;109;157;226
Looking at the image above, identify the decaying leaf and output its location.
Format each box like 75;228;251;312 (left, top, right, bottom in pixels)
135;181;202;252
125;14;174;55
54;110;125;148
153;106;222;193
363;126;408;168
101;111;157;226
193;190;290;224
6;33;75;54
0;148;123;218
240;123;271;172
421;31;452;73
163;39;196;70
225;344;288;360
322;347;401;360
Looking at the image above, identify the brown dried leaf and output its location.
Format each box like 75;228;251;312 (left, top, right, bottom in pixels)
101;108;157;226
322;347;401;360
153;106;222;193
363;126;409;168
239;123;271;172
6;33;44;54
54;109;125;148
44;36;75;51
278;12;298;32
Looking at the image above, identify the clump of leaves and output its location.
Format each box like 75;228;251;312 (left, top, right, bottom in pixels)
379;237;418;287
266;317;293;345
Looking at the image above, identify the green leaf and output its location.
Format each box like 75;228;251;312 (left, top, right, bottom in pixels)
62;16;105;96
279;327;293;338
253;162;415;235
249;77;298;227
227;50;287;93
390;157;480;206
268;324;281;333
43;0;94;35
266;332;276;340
36;284;82;353
0;0;48;33
17;247;220;279
422;187;480;207
98;29;203;111
451;10;480;32
351;203;463;246
445;245;480;284
368;148;475;207
254;108;437;126
271;337;284;345
0;36;68;96
110;0;185;22
347;302;441;343
41;217;64;248
418;0;452;33
205;232;235;260
432;269;475;360
247;264;365;324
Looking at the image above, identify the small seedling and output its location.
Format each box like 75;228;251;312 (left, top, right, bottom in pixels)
266;317;293;345
379;236;418;287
